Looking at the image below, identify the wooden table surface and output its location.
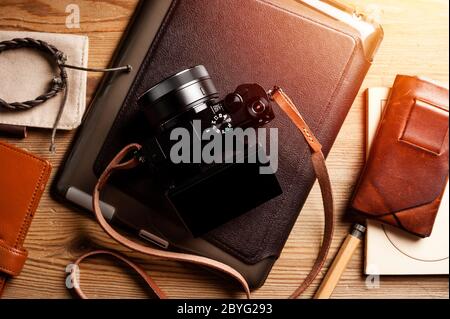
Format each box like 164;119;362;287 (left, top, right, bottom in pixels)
0;0;448;299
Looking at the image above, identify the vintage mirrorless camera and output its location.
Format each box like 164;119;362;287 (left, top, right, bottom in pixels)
138;65;282;236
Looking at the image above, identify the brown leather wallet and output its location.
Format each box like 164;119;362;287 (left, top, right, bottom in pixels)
351;75;449;238
0;141;52;296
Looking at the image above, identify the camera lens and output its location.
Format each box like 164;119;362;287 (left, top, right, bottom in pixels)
138;65;219;130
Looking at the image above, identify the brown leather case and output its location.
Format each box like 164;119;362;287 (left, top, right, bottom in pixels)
93;0;383;273
352;75;449;238
0;141;52;296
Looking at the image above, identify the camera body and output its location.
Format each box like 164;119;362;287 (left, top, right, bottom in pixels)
138;66;282;236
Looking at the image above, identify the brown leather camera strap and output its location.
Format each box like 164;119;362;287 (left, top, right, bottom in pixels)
71;87;334;299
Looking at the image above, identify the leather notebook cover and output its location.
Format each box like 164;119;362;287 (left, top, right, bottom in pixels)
94;0;381;265
352;75;449;238
0;141;52;296
0;31;88;130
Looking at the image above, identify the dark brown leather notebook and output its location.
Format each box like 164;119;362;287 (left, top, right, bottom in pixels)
94;0;381;261
56;0;382;288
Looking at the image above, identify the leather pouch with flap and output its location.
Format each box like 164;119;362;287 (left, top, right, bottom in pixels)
352;75;449;238
0;141;51;296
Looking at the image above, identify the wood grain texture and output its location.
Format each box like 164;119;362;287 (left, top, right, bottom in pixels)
0;0;448;299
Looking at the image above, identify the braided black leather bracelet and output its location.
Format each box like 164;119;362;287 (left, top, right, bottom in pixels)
0;37;131;151
0;38;68;111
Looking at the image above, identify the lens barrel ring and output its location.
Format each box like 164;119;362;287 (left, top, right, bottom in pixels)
139;65;219;130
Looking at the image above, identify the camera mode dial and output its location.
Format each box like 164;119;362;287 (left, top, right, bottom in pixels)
210;113;233;134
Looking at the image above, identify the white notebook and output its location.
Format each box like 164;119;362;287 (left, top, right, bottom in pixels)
364;87;449;275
